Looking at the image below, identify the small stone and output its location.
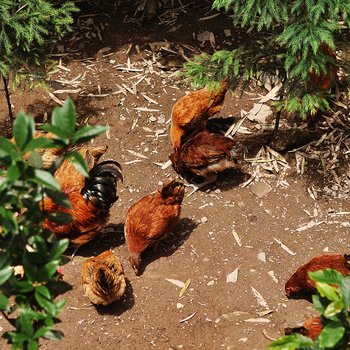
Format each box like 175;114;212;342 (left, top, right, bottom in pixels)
226;268;239;283
257;252;266;263
149;116;157;122
176;303;184;309
207;280;215;286
250;181;272;198
201;217;208;223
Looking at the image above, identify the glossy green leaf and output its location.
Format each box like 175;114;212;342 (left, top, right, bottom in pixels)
0;294;9;311
268;334;313;350
35;286;55;314
44;188;72;209
39;260;60;279
22;256;38;282
316;282;341;301
28;339;39;350
27;151;43;168
67;150;89;177
318;322;345;348
73;125;108;144
23;137;57;153
32;169;60;191
52;98;76;137
13;112;35;151
0;137;17;165
7;164;20;181
309;269;343;285
40;125;69;144
324;299;344;318
15;281;34;293
339;276;350;308
49;239;69;260
0;265;13;285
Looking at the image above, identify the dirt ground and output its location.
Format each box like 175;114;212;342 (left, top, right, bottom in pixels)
1;2;350;349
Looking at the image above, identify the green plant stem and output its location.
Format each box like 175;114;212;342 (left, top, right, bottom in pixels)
2;75;13;129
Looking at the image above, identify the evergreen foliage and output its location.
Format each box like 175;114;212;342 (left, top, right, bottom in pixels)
0;98;108;350
182;0;350;119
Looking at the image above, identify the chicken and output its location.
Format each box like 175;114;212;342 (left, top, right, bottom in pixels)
308;43;337;93
285;254;350;298
42;147;123;247
125;180;185;275
81;250;126;305
285;316;323;340
169;130;246;194
170;78;228;149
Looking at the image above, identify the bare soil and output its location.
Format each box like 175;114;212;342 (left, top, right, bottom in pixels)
1;2;350;349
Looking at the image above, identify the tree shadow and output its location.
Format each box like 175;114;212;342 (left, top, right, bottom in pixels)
50;280;73;298
94;277;135;316
136;217;198;276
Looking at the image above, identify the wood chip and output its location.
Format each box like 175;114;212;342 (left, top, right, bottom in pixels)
244;318;271;323
134;107;160;112
48;92;64;105
179;278;191;298
232;227;242;246
165;278;185;288
126;150;148;159
226;268;239;284
179;312;196;323
273;237;296;255
251;287;269;309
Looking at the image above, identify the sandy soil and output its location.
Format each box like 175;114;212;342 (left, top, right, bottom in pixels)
1;2;350;349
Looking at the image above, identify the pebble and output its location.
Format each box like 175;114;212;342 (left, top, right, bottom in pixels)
201;216;208;223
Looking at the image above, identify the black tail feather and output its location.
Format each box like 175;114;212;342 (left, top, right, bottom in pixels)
81;160;123;212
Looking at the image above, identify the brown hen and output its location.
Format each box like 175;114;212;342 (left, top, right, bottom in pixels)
81;250;126;305
169;130;246;194
285;316;323;340
285;254;350;298
42;147;123;246
125;180;185;275
170;78;228;149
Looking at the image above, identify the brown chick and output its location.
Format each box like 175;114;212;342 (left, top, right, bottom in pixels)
170;78;228;149
285;254;350;298
125;180;185;275
285;316;323;340
42;146;123;246
169;130;246;194
81;250;126;305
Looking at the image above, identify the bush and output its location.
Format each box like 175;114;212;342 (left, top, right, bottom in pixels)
0;98;108;350
182;0;350;119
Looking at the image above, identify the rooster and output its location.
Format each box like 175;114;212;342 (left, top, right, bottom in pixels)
81;250;126;305
285;254;350;298
285;316;323;340
169;130;246;195
170;78;228;149
42;147;123;247
124;180;185;275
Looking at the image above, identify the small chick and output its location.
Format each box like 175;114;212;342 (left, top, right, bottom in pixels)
81;250;126;305
285;254;350;298
125;180;185;275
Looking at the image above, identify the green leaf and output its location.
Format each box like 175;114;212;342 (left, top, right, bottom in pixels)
32;169;60;191
39;260;60;279
51;97;76;138
22;256;38;282
309;269;343;285
35;286;55;314
324;299;344;318
0;294;9;311
23;137;57;153
28;340;39;350
339;276;350;308
73;125;108;144
40;125;70;144
7;164;20;181
268;334;313;350
318;322;345;348
13;112;35;151
0;265;13;285
316;282;341;302
27;151;43;168
50;239;69;260
67;150;89;177
45;188;72;209
0;137;18;164
15;281;34;293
